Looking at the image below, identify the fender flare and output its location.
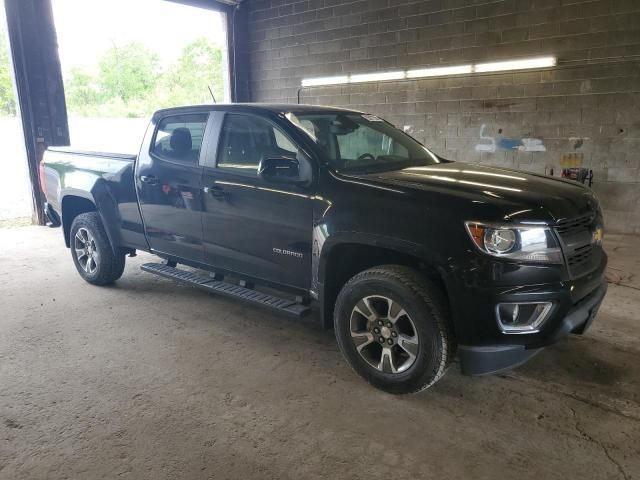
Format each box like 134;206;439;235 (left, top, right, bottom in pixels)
60;181;121;253
316;231;446;286
314;231;452;329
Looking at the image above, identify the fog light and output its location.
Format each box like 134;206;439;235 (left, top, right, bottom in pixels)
496;302;553;333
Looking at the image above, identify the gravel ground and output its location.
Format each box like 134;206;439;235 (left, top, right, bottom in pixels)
1;226;638;480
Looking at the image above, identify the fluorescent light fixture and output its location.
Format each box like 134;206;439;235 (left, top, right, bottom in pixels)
474;56;556;73
300;56;557;87
350;71;405;83
405;167;461;173
301;75;349;87
458;180;522;192
461;170;527;181
407;64;472;78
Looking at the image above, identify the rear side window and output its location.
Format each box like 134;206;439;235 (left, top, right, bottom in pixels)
152;114;208;164
217;113;298;173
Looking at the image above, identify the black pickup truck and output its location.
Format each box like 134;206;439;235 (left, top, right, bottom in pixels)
42;104;608;393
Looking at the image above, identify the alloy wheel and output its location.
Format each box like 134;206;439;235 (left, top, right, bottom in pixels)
74;227;99;274
349;295;419;374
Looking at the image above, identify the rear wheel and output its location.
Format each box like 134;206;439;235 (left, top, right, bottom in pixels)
334;265;454;394
70;212;126;285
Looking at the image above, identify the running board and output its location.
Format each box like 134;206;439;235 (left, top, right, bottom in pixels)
141;263;310;317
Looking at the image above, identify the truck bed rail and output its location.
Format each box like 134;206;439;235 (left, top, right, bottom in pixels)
47;147;136;161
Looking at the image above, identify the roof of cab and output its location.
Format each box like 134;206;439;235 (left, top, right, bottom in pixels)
153;103;363;118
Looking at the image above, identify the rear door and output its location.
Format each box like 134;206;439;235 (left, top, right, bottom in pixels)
136;112;210;262
200;111;314;289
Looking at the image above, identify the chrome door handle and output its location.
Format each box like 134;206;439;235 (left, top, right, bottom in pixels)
205;185;228;199
140;175;158;185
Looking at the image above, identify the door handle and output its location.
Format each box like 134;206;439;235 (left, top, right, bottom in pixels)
205;185;228;200
140;175;159;185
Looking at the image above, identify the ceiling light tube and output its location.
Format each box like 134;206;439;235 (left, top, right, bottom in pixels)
301;75;349;87
350;70;405;83
406;64;473;78
474;56;556;73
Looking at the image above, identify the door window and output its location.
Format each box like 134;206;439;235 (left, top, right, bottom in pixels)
152;114;208;164
217;114;298;173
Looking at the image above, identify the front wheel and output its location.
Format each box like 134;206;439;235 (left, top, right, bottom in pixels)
70;212;126;285
334;265;454;394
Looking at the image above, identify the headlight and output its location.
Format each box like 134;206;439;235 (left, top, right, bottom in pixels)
465;222;563;264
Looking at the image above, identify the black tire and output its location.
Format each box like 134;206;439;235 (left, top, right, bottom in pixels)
70;212;126;285
334;265;454;394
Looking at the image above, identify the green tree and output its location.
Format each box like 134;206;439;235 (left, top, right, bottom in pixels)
61;38;226;118
0;25;16;116
98;42;160;103
163;38;224;107
64;67;101;113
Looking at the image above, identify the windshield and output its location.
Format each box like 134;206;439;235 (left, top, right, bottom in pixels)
285;112;441;173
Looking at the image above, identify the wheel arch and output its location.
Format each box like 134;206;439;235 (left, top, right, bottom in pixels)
61;192;118;255
317;235;451;330
61;193;97;247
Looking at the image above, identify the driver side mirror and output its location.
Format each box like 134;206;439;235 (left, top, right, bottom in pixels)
258;156;301;184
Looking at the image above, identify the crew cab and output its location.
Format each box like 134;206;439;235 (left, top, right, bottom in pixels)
41;104;608;393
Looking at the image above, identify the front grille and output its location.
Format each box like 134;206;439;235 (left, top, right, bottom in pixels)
554;213;595;237
567;244;594;269
553;213;600;278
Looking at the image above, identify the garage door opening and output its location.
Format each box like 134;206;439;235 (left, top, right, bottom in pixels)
51;0;230;153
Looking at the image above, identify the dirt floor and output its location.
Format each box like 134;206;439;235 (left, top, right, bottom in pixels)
1;226;638;480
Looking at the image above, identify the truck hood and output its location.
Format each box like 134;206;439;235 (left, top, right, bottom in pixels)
349;162;598;223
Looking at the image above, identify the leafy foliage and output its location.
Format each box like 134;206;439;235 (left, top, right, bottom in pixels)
0;24;16;116
98;42;160;103
65;67;102;108
0;29;224;118
165;38;224;105
65;38;225;118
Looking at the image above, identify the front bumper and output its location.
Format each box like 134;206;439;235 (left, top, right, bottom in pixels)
458;279;607;375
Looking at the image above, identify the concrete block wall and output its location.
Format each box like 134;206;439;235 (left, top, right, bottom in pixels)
243;0;640;233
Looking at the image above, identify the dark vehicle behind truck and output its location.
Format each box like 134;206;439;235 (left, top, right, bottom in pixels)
42;104;607;393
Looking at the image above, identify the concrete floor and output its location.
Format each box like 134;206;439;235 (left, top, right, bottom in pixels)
1;226;639;480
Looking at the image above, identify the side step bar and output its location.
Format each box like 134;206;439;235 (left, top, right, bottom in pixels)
141;263;310;317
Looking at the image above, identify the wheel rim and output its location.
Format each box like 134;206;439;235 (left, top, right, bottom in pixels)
349;295;419;374
74;227;99;275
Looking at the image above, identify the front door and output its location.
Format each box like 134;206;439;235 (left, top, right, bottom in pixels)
201;112;313;289
136;112;209;262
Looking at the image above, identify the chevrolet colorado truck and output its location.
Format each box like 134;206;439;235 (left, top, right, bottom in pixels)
41;104;608;394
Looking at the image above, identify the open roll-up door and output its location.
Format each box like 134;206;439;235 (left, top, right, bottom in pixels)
4;0;69;224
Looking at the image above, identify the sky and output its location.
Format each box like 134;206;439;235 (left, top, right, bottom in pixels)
51;0;227;72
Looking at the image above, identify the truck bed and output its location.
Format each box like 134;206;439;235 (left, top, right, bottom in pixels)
43;147;149;253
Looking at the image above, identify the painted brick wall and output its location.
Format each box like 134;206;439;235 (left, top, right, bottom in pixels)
243;0;640;233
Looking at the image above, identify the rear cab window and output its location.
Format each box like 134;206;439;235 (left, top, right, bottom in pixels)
152;114;209;165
